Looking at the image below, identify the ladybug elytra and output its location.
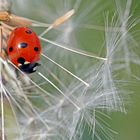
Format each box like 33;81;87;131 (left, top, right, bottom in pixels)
7;27;41;73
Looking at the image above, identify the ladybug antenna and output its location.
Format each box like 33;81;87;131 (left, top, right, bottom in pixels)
39;9;75;37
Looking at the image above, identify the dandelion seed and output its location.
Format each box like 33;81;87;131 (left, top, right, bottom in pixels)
40;37;107;61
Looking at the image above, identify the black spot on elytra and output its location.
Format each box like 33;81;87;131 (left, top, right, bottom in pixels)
9;46;13;52
34;47;39;52
19;42;28;48
25;30;32;34
17;57;25;64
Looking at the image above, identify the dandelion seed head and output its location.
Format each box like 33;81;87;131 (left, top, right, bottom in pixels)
0;0;138;139
102;0;140;74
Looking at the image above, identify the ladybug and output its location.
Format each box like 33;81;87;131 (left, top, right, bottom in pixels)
7;27;41;73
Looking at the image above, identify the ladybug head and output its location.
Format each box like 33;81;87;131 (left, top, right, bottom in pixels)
17;57;40;73
7;27;42;73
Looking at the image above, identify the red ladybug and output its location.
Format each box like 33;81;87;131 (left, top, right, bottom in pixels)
7;27;41;73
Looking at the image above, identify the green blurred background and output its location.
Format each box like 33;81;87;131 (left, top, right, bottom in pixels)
11;0;140;140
